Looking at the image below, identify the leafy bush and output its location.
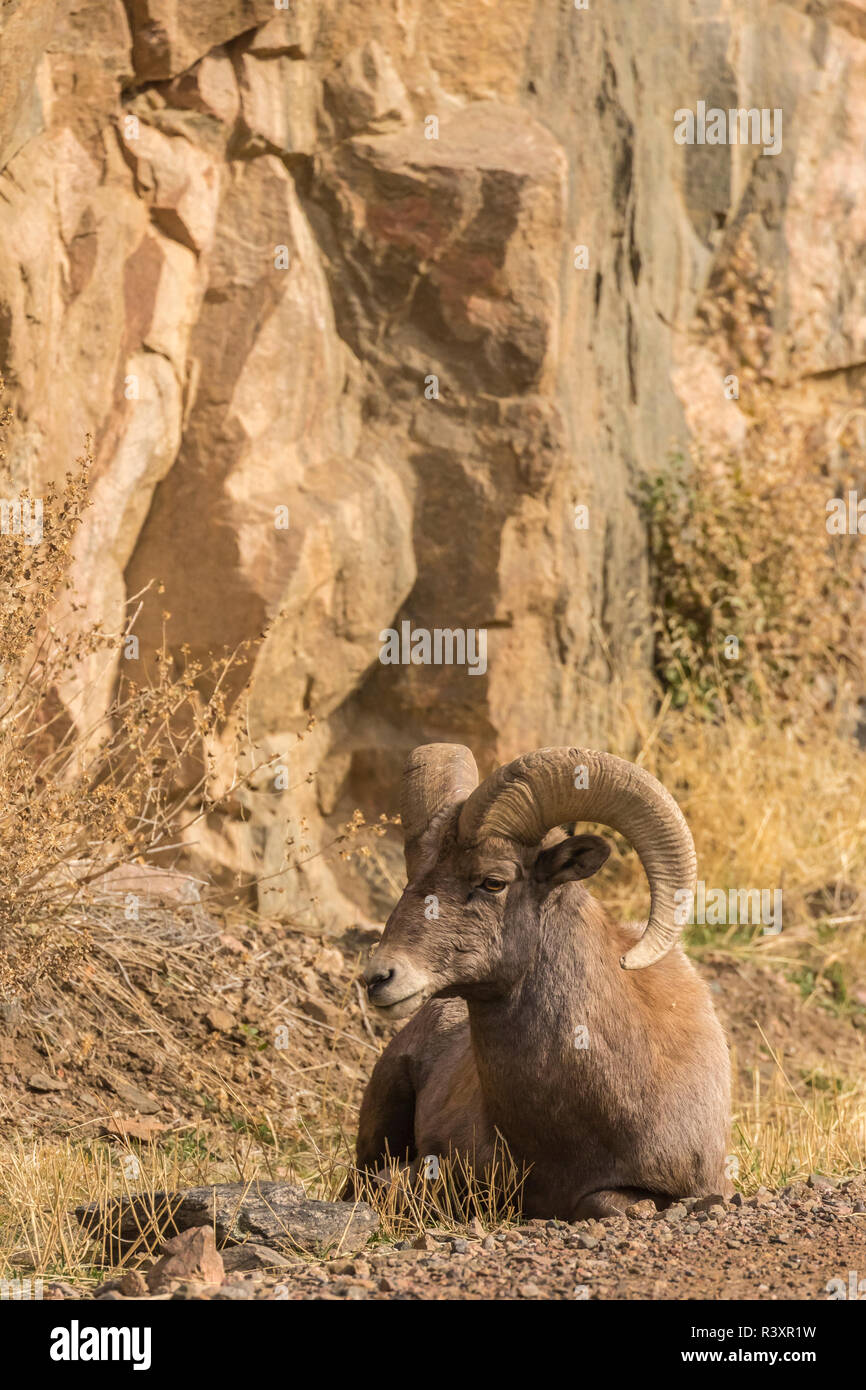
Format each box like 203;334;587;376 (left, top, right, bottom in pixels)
641;413;866;719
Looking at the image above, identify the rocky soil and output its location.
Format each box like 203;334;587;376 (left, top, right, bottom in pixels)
41;1175;866;1302
2;888;863;1146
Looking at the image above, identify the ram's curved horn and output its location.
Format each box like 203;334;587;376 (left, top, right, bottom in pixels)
401;743;479;877
458;747;695;970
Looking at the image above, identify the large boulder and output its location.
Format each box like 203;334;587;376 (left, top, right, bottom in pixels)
76;1181;379;1260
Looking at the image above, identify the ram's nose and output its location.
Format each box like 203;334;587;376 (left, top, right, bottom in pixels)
363;964;395;1002
362;954;430;1013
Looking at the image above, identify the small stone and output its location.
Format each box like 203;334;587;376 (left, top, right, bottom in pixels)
807;1173;836;1190
312;947;345;976
93;1278;124;1297
518;1282;541;1298
780;1182;809;1201
205;1008;235;1033
577;1234;598;1250
169;1281;218;1300
747;1188;772;1208
625;1200;657;1219
217;933;246;954
27;1071;67;1092
102;1116;167;1144
44;1281;80;1300
111;1081;161;1115
378;1276;396;1292
411;1233;430;1251
77;1181;377;1259
692;1194;727;1214
661;1204;687;1223
214;1284;256;1299
297;995;339;1027
221;1243;294;1273
146;1226;225;1294
118;1270;149;1297
450;1239;468;1255
481;1236;496;1252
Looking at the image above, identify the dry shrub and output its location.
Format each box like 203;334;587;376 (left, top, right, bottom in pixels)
0;380;276;1001
642;407;866;718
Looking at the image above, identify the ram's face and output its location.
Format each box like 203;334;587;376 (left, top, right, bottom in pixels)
363;814;610;1017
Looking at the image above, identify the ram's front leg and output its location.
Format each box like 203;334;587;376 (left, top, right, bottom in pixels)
341;1044;416;1200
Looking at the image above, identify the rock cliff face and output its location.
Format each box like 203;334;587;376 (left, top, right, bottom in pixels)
1;1;864;923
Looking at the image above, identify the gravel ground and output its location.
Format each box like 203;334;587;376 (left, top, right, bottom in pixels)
44;1174;866;1302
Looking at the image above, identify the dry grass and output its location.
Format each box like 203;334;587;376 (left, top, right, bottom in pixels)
733;1049;866;1195
1;1026;862;1290
0;1085;526;1285
596;704;866;998
0;1133;243;1285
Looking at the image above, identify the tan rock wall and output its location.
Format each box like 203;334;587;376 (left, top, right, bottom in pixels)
1;1;864;924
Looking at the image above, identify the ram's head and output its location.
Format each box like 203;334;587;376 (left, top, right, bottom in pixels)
364;745;697;1016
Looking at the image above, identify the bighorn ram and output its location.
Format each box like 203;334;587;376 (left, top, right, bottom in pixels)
353;745;730;1220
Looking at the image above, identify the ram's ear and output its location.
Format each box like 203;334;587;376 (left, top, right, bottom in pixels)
533;834;610;886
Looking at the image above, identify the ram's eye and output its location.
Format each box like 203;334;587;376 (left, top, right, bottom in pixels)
481;877;508;894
